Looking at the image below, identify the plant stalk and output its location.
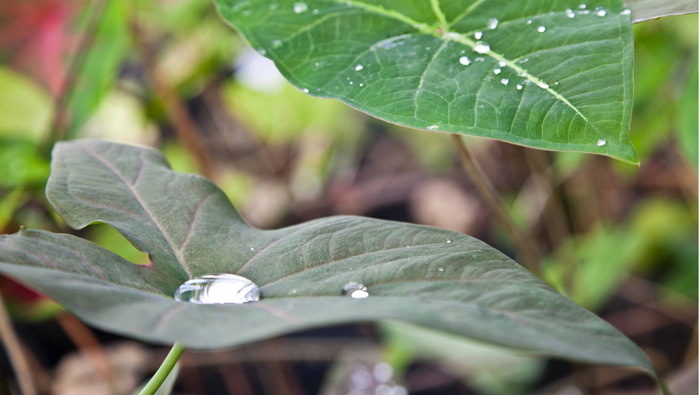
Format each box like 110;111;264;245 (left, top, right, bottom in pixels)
0;292;36;395
138;342;185;395
451;134;540;273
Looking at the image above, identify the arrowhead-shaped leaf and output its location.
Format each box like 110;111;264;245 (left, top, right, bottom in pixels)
0;140;653;375
214;0;638;162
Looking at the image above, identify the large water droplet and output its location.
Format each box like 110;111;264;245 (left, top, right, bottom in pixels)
343;281;369;299
594;7;606;16
473;41;490;54
459;56;471;65
487;18;499;29
174;274;260;304
293;1;308;13
474;31;483;39
537;26;546;33
597;139;606;146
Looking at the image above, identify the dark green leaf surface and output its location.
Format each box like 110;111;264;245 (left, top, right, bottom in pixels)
215;0;638;162
0;140;653;374
626;0;698;23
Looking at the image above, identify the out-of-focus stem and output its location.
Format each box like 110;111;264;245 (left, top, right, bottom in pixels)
0;292;36;395
139;342;185;395
451;134;540;274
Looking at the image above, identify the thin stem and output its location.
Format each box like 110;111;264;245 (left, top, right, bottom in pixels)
451;134;540;274
139;342;185;395
0;292;36;395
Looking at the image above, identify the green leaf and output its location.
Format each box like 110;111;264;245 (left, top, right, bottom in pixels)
626;0;698;23
214;0;638;162
0;140;653;375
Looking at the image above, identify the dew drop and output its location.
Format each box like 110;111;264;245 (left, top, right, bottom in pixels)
474;31;483;39
257;48;267;55
566;8;575;18
343;281;369;299
349;81;353;84
438;268;444;272
174;274;260;304
271;39;282;48
473;41;490;54
459;56;471;65
293;1;308;13
620;9;631;15
527;19;532;24
578;9;590;14
355;64;364;71
249;246;255;251
359;83;364;87
475;57;485;62
501;78;509;85
493;68;501;74
312;8;319;14
499;61;506;67
516;84;523;90
594;7;606;16
518;70;526;77
518;58;529;63
446;239;452;243
302;88;309;93
537;26;546;33
538;81;550;89
487;18;499;29
597;139;606;146
578;4;587;9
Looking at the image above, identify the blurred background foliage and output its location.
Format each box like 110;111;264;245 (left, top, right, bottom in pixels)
0;0;696;394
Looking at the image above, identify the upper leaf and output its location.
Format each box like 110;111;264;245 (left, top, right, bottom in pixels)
214;0;638;162
626;0;698;23
0;140;654;375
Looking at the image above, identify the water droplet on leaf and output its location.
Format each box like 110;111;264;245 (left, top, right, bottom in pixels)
473;41;490;54
487;18;499;29
501;78;509;85
566;8;575;18
459;56;471;65
271;39;282;48
594;7;606;16
499;61;506;67
620;9;631;15
516;84;523;90
355;64;364;71
494;68;501;74
343;281;369;299
597;139;606;146
174;274;260;305
578;4;587;9
293;1;308;13
474;31;483;39
537;26;546;33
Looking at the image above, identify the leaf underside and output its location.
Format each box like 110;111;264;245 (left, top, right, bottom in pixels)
626;0;698;23
0;140;654;376
215;0;638;162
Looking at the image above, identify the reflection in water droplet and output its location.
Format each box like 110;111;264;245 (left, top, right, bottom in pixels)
459;56;471;66
473;41;490;54
566;8;575;18
597;139;606;146
427;125;439;130
293;1;308;13
174;274;260;304
537;26;546;33
501;78;509;85
373;362;393;383
343;281;369;299
516;84;523;90
355;64;364;71
594;7;606;16
620;9;631;15
487;18;499;29
493;68;501;74
474;31;483;39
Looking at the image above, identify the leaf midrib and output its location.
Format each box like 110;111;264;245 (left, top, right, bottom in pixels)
327;0;591;124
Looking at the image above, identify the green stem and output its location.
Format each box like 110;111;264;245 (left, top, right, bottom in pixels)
138;342;185;395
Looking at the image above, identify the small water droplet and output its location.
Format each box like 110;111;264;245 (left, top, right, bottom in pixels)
566;8;575;18
494;68;501;74
250;246;255;251
501;78;509;85
312;8;319;14
578;4;587;9
349;81;353;84
438;268;444;271
597;139;606;146
537;26;546;33
518;70;526;77
359;83;364;87
257;48;267;55
293;1;308;13
518;58;529;63
499;61;506;67
343;281;369;299
271;39;282;48
474;31;483;39
487;18;499;29
427;125;439;130
459;56;471;65
174;274;260;304
578;9;590;14
355;64;364;71
516;84;523;90
269;3;278;10
527;19;532;24
446;239;452;243
473;41;490;54
538;81;550;89
302;88;309;93
620;9;631;15
475;57;485;62
523;80;531;85
594;6;606;16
